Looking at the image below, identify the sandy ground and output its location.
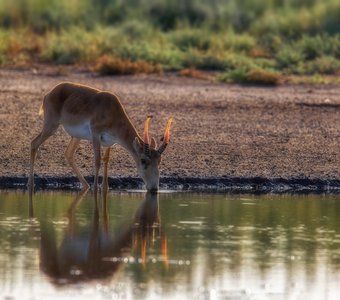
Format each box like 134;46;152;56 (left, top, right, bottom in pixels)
0;68;339;190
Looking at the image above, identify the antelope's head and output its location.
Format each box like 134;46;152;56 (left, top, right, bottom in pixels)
133;117;173;192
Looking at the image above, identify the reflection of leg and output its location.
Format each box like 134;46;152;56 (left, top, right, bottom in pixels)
102;147;111;195
92;136;101;203
29;122;59;198
65;137;89;192
67;189;89;236
102;147;111;232
29;192;34;218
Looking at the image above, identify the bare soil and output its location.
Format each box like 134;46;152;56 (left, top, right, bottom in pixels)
0;68;339;191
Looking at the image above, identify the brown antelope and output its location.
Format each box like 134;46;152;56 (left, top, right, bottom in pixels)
28;82;172;196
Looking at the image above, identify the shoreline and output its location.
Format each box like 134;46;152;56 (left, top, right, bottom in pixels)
2;176;339;194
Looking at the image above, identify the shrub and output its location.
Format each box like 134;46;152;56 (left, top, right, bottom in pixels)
147;1;210;30
41;27;97;64
221;68;248;83
227;53;259;71
0;28;42;64
246;68;281;85
117;20;155;40
223;32;256;52
298;35;325;60
304;56;340;75
276;46;305;70
94;55;163;75
257;33;282;55
111;39;183;71
220;68;281;85
181;50;231;71
169;28;211;51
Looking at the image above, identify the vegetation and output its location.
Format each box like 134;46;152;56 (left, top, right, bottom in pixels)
94;55;163;75
0;0;339;84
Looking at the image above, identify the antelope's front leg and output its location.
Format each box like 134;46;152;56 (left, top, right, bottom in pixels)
65;137;90;192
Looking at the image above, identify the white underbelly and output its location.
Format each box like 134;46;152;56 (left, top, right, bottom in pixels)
63;123;118;146
63;122;92;140
100;132;119;147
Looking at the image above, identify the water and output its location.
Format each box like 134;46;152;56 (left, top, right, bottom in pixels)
0;191;339;300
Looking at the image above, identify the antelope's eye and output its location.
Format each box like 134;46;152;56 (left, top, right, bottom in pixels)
141;159;147;165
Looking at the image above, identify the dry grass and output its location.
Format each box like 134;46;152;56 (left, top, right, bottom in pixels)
246;69;281;85
247;48;272;59
94;55;163;75
178;68;213;80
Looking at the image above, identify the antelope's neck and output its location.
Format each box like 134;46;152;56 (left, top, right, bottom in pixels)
117;119;142;162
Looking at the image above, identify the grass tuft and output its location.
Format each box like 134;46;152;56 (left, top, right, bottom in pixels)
220;68;281;85
94;55;163;75
178;68;213;80
246;69;281;85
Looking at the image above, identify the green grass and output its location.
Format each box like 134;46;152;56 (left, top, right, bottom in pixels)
219;68;281;85
0;0;340;84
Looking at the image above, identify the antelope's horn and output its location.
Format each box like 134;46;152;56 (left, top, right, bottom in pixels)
158;117;173;154
144;116;151;156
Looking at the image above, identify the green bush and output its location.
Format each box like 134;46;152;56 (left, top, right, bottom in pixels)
0;0;339;82
304;56;340;75
222;32;256;52
169;28;211;51
41;27;97;64
257;33;282;55
220;68;247;83
220;68;281;85
0;0;339;36
181;50;230;71
146;0;211;30
276;46;305;70
298;35;325;60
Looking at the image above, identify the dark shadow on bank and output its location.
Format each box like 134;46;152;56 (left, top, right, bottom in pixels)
6;175;340;194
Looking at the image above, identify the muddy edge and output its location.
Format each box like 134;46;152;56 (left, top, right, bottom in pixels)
1;176;339;193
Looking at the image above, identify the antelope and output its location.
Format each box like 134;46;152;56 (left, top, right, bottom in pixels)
28;82;172;196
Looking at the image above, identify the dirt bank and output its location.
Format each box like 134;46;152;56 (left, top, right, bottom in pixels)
0;68;339;192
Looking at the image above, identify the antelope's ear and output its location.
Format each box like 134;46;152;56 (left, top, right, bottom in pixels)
133;137;142;153
150;137;157;149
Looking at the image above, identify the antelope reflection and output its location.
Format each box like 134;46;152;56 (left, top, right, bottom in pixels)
39;191;168;284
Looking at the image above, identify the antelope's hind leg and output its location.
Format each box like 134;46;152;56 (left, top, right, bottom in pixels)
28;122;59;196
65;137;90;192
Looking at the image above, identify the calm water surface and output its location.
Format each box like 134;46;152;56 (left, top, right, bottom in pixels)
0;191;339;300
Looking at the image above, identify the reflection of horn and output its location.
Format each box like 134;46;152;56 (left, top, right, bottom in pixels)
158;117;173;154
141;236;147;267
161;234;169;269
144;116;151;156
